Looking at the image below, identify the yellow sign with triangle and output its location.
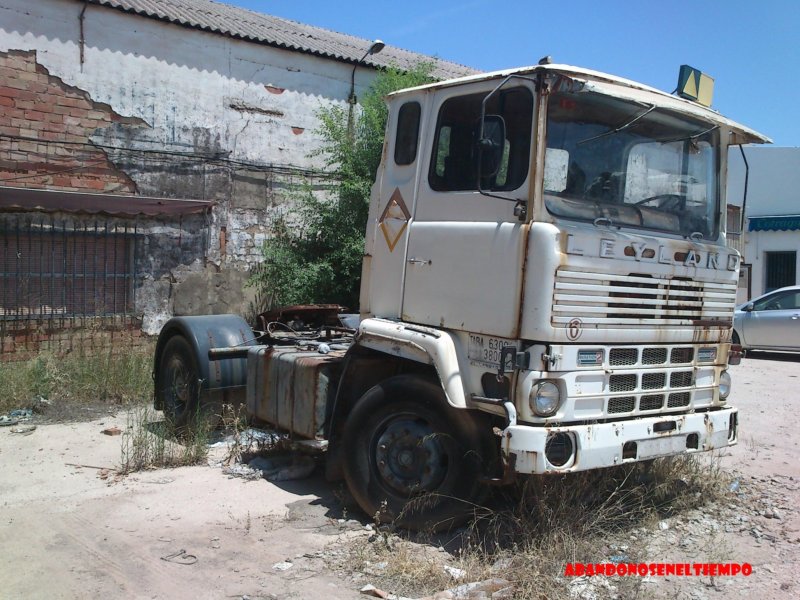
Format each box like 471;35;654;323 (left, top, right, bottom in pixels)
677;65;714;107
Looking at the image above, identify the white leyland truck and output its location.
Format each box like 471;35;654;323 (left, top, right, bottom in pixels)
153;64;769;530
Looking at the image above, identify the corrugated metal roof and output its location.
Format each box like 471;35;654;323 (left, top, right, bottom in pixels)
85;0;477;80
0;186;213;216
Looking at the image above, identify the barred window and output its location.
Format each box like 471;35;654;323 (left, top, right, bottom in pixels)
0;219;136;320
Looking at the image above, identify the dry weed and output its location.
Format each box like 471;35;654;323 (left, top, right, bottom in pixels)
343;455;732;599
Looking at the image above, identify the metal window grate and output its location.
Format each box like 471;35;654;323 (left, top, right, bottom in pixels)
608;396;635;413
668;392;691;408
642;348;668;365
0;217;138;321
609;348;638;366
765;251;796;293
670;371;693;388
642;372;666;390
609;374;637;392
639;394;664;411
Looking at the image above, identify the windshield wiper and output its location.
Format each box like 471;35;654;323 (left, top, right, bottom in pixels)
577;104;656;145
654;124;719;144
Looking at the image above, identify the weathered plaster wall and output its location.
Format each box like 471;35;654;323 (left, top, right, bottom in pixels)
0;0;378;329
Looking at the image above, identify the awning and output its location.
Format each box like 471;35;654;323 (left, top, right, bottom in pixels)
748;215;800;232
0;186;213;216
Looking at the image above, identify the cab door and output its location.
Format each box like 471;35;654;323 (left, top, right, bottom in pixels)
401;83;536;339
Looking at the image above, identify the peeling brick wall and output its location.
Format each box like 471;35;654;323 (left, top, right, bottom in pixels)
0;50;140;193
0;316;149;363
0;0;353;356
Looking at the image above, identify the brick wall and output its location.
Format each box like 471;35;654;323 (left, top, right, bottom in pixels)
0;315;151;362
0;49;139;193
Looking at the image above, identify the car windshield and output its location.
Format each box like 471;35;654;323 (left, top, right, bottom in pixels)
543;89;720;239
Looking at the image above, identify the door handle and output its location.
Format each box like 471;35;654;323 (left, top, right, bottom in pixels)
407;257;431;266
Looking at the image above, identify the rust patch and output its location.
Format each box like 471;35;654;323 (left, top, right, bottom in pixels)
624;245;655;258
291;126;305;135
264;85;285;94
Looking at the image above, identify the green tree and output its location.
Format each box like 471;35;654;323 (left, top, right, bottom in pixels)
250;63;435;311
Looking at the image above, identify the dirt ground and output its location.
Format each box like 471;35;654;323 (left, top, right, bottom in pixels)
1;352;798;600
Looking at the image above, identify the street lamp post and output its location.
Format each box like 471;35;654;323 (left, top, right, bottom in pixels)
347;39;385;137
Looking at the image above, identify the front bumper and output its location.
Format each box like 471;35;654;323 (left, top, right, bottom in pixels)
503;408;738;474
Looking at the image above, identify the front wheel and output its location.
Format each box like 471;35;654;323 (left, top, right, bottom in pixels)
342;376;494;531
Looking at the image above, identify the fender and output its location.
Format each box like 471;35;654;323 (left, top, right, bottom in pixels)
354;317;468;408
152;314;255;408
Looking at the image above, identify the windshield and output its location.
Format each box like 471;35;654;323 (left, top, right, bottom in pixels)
543;90;720;239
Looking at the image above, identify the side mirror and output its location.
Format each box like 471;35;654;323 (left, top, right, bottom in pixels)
743;302;754;312
477;115;506;178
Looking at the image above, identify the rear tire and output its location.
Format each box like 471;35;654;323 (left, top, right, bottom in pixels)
342;375;494;531
155;335;202;429
732;330;741;346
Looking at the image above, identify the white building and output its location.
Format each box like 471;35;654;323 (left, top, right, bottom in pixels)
728;146;800;302
0;0;473;352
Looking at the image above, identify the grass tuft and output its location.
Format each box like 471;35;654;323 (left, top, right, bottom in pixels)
0;343;154;415
118;405;210;474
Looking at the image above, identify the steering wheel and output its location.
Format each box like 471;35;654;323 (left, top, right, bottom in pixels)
634;193;686;211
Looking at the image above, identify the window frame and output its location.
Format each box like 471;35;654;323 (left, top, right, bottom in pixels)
394;101;422;166
427;86;534;193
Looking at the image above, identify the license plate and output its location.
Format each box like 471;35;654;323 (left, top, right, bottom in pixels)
636;435;687;459
468;334;515;367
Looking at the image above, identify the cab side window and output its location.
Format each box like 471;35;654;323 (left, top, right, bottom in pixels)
395;102;421;166
428;87;533;192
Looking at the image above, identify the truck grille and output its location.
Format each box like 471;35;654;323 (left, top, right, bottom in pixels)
553;269;737;327
605;369;694;414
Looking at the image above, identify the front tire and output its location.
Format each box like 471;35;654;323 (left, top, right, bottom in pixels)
342;375;493;531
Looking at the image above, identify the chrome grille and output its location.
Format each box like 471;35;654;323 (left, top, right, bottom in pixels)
642;348;667;365
670;371;693;388
640;394;664;411
553;269;737;328
642;373;666;390
608;396;636;414
609;348;638;366
671;347;695;364
668;392;691;408
610;374;637;392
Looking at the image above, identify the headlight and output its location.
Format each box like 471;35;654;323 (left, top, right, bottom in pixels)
719;370;731;400
530;381;561;416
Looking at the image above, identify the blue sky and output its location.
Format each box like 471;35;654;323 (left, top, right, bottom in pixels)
229;1;799;146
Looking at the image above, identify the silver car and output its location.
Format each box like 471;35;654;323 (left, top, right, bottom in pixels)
733;285;800;351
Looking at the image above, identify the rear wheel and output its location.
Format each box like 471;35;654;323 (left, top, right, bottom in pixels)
156;335;202;429
342;375;493;531
732;330;741;346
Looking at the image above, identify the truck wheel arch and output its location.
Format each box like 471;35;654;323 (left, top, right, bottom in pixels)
152;314;254;409
351;318;470;408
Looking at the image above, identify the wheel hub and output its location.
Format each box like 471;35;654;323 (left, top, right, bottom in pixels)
165;356;190;414
374;418;446;495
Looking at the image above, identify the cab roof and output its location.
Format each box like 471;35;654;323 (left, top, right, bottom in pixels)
389;64;771;145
